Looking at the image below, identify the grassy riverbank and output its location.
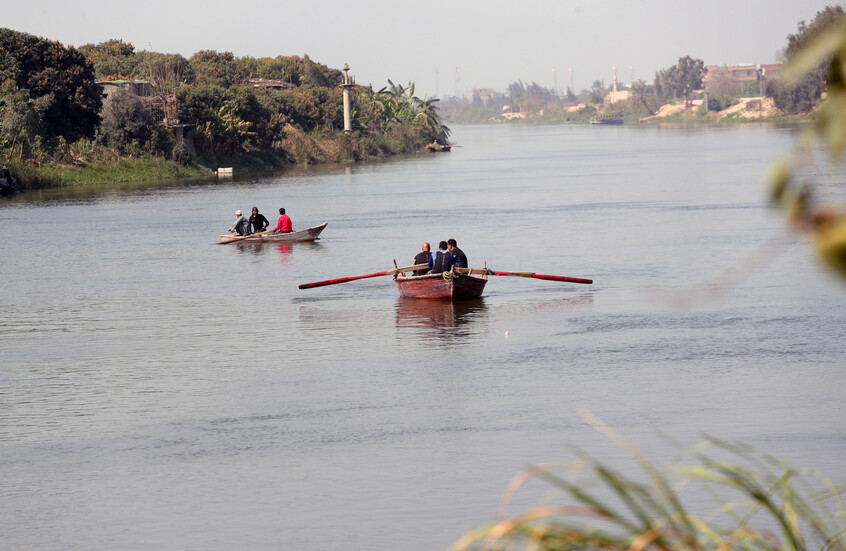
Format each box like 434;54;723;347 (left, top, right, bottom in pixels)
6;124;434;190
9;158;210;189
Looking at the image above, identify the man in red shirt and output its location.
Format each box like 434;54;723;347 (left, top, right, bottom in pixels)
273;207;293;233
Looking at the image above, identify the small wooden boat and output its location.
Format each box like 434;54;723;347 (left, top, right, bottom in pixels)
219;222;327;244
590;114;624;125
395;269;488;300
426;142;451;152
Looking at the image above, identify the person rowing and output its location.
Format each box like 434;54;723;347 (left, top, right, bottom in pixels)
272;207;293;233
228;210;250;236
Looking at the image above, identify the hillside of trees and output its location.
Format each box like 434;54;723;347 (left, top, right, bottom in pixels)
0;29;450;189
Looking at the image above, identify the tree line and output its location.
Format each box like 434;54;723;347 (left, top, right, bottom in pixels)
0;29;450;186
442;6;843;124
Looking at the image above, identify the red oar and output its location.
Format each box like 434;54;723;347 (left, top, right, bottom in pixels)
299;263;429;289
489;270;593;284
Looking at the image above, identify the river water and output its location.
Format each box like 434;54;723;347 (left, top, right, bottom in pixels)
2;124;845;550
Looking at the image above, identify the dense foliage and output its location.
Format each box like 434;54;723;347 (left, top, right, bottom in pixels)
0;28;450;188
0;28;102;151
767;5;845;113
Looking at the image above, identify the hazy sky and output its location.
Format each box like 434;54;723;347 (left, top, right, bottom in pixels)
4;0;839;97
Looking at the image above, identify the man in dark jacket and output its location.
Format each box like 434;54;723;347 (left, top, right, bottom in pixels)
430;241;454;274
412;242;433;275
249;207;270;234
447;238;468;268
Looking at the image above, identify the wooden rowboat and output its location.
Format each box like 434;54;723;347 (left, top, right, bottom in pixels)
219;222;327;244
394;269;488;300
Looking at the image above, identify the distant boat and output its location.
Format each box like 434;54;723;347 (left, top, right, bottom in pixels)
425;142;451;152
590;114;624;125
218;222;327;244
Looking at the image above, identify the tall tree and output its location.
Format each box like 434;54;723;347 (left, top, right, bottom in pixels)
190;50;241;88
630;80;656;116
0;28;102;142
0;82;47;159
135;52;194;96
99;86;155;149
78;39;139;79
655;56;705;105
589;80;605;104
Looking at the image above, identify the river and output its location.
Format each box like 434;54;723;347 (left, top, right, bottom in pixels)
2;123;845;550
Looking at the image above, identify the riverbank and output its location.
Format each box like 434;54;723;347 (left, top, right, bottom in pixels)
444;96;814;126
7;124;437;191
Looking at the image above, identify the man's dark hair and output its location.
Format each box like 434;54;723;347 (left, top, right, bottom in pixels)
447;238;457;247
279;208;286;214
439;240;448;250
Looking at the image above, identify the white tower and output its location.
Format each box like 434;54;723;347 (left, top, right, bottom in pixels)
341;63;354;135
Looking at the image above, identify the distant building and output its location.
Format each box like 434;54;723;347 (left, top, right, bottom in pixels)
605;89;630;104
247;78;295;90
704;64;782;95
472;88;495;103
98;79;151;98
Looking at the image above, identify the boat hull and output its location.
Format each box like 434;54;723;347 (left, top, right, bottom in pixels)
395;272;487;299
220;222;327;244
590;116;623;125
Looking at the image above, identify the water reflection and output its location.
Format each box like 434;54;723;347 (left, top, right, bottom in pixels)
5;176;220;205
233;240;319;262
395;297;489;342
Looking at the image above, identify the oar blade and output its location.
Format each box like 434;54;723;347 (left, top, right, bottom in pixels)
490;269;593;284
298;270;390;289
298;263;430;290
532;273;593;284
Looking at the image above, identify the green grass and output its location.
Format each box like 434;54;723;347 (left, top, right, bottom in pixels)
450;414;846;551
11;157;210;189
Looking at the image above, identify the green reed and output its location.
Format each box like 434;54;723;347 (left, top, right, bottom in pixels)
451;413;846;551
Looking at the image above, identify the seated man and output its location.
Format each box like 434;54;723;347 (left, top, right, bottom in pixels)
413;242;433;275
447;238;467;268
249;207;270;234
430;241;454;274
228;210;250;236
272;207;293;233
